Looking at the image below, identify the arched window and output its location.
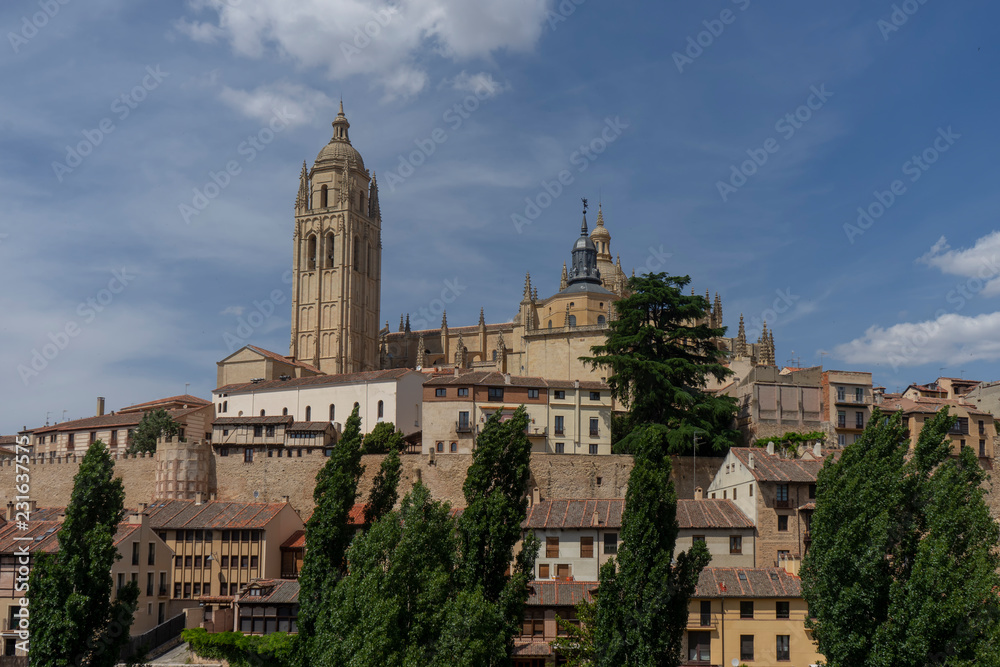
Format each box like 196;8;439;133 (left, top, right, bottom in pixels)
321;184;328;208
326;233;336;268
548;320;552;329
305;406;312;421
569;302;575;308
568;315;577;327
353;236;362;272
307;235;317;270
598;315;606;325
260;409;265;417
329;404;335;421
377;400;384;419
222;401;228;413
282;407;288;416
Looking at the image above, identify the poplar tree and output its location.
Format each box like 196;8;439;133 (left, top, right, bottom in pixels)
801;408;1000;667
364;440;402;526
582;272;737;453
297;404;364;666
592;425;710;666
29;441;139;667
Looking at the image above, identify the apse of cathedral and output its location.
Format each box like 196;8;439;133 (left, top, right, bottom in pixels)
287;107;776;383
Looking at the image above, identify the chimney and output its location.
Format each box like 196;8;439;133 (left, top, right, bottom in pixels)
97;397;105;417
813;442;822;458
209;492;217;501
591;510;600;527
281;495;290;504
137;502;148;513
453;367;459;377
532;487;541;506
195;492;204;506
5;502;13;521
505;373;512;385
128;511;146;526
694;486;703;500
766;442;775;456
748;453;755;469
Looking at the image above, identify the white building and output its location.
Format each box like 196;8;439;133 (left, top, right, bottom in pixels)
213;368;426;437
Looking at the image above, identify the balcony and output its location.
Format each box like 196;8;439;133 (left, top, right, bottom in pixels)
281;571;300;580
455;421;473;434
775;499;790;509
526;427;548;438
554;428;565;436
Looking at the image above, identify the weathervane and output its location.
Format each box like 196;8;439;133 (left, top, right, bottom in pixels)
582;197;588;214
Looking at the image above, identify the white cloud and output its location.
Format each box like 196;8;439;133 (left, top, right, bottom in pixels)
218;81;333;127
176;0;551;98
833;311;1000;369
448;71;509;98
220;305;245;316
919;231;1000;297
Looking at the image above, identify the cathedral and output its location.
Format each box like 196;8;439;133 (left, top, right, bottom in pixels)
285;105;777;383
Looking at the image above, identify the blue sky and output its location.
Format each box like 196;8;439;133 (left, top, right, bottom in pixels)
2;0;999;433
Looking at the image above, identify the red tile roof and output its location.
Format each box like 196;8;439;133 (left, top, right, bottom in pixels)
245;345;321;373
143;500;291;530
694;567;802;598
216;368;419;393
730;448;825;483
281;530;305;549
523;499;623;529
676;499;753;529
424;371;607;390
299;503;367;527
118;394;211;414
878;395;990;416
0;520;146;553
32;406;206;435
214;416;294;426
526;581;598;606
237;578;300;604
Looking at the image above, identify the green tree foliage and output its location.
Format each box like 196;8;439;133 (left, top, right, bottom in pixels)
319;483;512;666
29;440;139;666
550;599;597;666
363;420;404;454
297;404;364;666
182;628;295;667
582;272;737;454
127;408;180;454
593;425;711;666
364;438;402;526
801;408;1000;667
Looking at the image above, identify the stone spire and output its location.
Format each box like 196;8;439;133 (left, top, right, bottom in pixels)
758;322;774;366
416;333;425;368
399;315;404;332
767;329;776;365
479;308;486;327
522;272;533;302
454;333;467;368
532;287;538;301
332;99;350;142
713;292;722;329
404;314;410;333
735;313;747;357
296;160;309;210
441;310;448;330
368;174;381;221
560;263;568;290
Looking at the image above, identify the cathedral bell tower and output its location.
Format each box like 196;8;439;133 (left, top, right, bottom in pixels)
290;102;382;373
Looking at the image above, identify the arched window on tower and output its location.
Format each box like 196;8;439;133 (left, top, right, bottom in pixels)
305;406;312;421
353;236;362;272
329;404;335;421
222;401;228;413
598;315;606;325
326;233;336;268
260;409;265;417
282;407;288;416
568;315;577;327
320;184;328;208
307;235;317;270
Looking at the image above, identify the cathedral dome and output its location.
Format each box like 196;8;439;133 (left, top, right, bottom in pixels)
314;102;365;171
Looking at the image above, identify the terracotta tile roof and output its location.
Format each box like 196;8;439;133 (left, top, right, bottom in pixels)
113;523;141;546
730;448;824;483
118;394;211;414
0;436;17;446
244;345;321;373
879;395;989;416
281;530;305;549
30;507;66;522
199;595;235;604
526;580;598;606
216;368;419;393
676;499;753;529
523;499;623;529
237;578;300;604
523;499;751;530
424;371;607;390
512;641;553;656
32;406;205;435
695;567;802;598
0;521;61;554
214;416;294;426
143;500;289;530
300;503;367;527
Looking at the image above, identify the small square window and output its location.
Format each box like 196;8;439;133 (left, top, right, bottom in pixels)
488;387;504;401
436;442;444;452
740;601;754;619
589;391;600;400
555;442;565;454
553;390;566;400
435;388;446;397
776;601;790;619
528;388;539;399
778;515;789;531
450;442;457;452
589;443;598;455
457;388;469;397
730;535;742;554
